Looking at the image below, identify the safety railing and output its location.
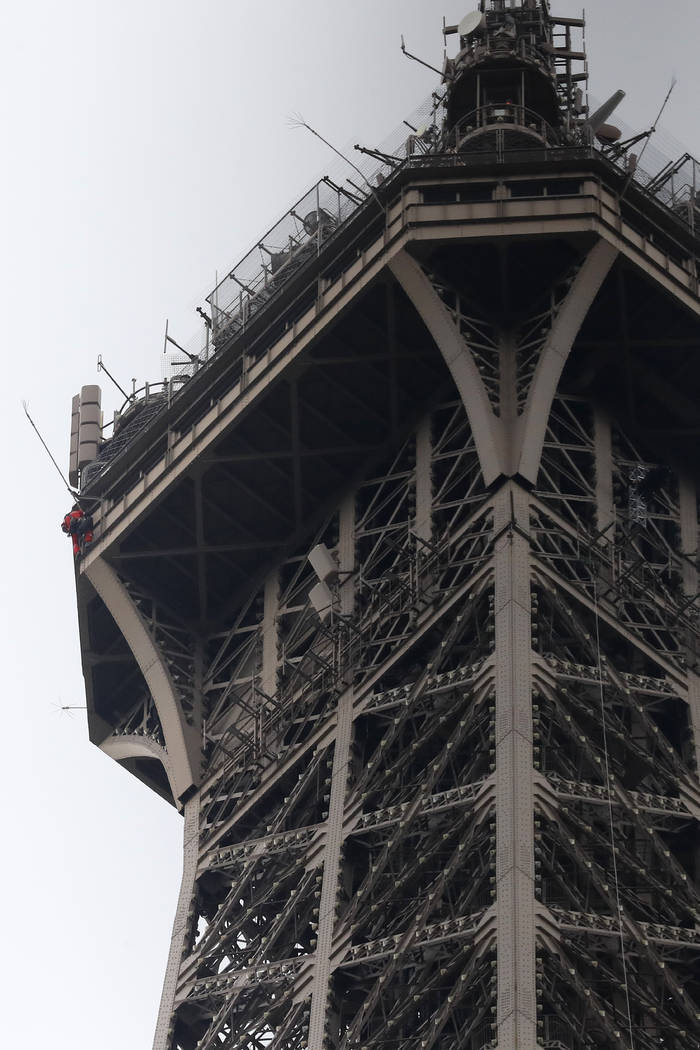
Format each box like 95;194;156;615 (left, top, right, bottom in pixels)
205;178;362;349
445;105;563;152
193;114;699;387
81;379;188;489
82;99;700;492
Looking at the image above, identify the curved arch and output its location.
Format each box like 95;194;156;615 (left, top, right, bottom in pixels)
517;239;618;483
85;557;199;800
389;250;505;486
101;733;178;804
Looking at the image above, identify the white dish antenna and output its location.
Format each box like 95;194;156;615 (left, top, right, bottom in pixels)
595;124;622;144
458;11;485;37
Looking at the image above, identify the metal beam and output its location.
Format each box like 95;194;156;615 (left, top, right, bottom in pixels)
152;799;200;1050
493;483;537;1050
85;557;200;800
389;250;504;486
518;240;618;483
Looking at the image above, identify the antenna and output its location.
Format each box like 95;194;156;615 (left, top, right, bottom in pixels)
97;354;132;402
400;35;450;80
618;77;678;202
458;11;485;38
22;401;79;500
584;90;626;134
51;701;87;720
163;319;200;364
288;114;386;215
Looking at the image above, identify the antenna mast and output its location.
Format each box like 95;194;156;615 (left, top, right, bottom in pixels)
23;402;79;500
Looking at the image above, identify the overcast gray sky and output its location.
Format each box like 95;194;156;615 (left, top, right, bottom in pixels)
0;2;698;1047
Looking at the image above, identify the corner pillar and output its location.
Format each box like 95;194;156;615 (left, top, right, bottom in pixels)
493;482;537;1049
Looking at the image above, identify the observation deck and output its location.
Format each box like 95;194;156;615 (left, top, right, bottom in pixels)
69;6;700;1049
74;115;700;809
81;116;700;504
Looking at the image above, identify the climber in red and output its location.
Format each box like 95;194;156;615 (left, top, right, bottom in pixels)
61;504;94;558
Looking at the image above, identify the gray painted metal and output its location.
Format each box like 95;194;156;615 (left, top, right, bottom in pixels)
77;185;700;565
85;557;200;801
153;798;200;1050
78;230;700;1048
70;12;700;1045
77;384;101;472
389;250;505;486
69;393;80;488
82;389;700;1048
101;734;178;799
493;484;537;1049
593;408;614;542
516;240;618;483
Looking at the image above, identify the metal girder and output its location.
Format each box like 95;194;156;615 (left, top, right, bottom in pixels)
389;250;504;486
84;557;200;801
390;242;618;490
517;241;618;482
78;324;700;1050
72;149;700;1050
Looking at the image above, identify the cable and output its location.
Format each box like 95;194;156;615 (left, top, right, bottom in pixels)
618;77;677;204
591;574;636;1050
287;114;386;218
22;400;79;501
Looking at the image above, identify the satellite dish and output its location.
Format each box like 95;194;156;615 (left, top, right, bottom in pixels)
302;209;336;237
458;11;485;37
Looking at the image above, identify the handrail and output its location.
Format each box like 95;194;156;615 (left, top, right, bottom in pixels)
446;105;562;151
81;136;700;493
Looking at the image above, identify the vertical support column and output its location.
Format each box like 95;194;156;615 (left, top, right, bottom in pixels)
517;240;617;483
338;493;356;617
387;279;400;440
309;494;356;1050
261;569;281;759
499;331;518;477
85;558;199;799
414;416;433;546
679;478;700;771
594;408;615;542
262;570;280;697
152;797;200;1050
193;638;204;735
493;482;537;1050
593;408;615;601
680;477;698;597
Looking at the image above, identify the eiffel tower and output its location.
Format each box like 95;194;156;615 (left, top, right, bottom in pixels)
70;3;700;1048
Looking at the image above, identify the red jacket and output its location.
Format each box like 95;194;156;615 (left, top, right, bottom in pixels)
61;509;84;535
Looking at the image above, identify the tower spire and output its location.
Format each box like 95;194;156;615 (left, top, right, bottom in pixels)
443;2;587;151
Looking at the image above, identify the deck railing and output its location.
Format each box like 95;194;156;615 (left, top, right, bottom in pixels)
82;103;700;491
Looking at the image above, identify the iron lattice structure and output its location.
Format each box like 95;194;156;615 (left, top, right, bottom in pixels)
71;4;700;1049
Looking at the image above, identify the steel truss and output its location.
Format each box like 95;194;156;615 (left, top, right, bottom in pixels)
72;72;700;1046
86;364;700;1050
